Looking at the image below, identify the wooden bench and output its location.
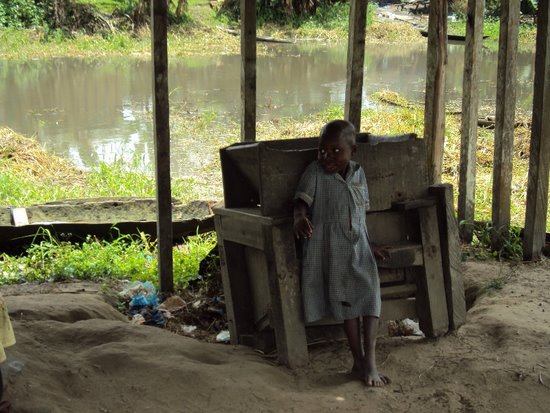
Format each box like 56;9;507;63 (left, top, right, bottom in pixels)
214;134;466;367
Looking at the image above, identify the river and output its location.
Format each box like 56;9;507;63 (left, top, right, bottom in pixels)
1;42;535;177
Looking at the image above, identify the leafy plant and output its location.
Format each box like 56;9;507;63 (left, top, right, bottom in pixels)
466;221;524;261
0;228;218;287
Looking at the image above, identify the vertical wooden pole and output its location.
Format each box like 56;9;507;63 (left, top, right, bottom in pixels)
241;0;256;142
523;0;550;261
458;0;484;242
344;0;368;131
151;0;174;294
424;0;448;184
491;0;520;250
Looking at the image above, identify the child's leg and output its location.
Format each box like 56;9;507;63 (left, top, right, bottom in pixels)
362;315;390;386
343;317;363;376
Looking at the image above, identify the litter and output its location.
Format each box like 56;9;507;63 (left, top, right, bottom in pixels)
216;330;230;343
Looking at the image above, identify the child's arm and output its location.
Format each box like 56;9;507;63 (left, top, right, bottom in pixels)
293;199;313;239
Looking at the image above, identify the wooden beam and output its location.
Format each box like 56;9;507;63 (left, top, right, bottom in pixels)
523;0;550;261
424;0;448;184
151;0;173;294
491;0;520;250
265;223;309;368
417;205;449;337
241;0;256;142
458;0;485;243
344;0;368;131
429;184;466;330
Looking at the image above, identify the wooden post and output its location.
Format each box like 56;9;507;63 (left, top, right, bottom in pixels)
429;184;466;330
151;0;173;294
491;0;520;250
458;0;484;242
417;205;449;337
241;0;256;142
424;0;448;184
523;0;550;261
344;0;368;131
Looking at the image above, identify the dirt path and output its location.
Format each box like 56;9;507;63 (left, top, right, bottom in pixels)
1;259;549;412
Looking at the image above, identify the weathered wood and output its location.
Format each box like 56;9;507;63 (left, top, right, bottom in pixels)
240;0;256;142
220;137;429;216
523;0;550;261
213;216;255;344
379;268;407;284
344;0;368;130
424;0;448;184
381;284;417;299
151;0;173;294
417;205;449;337
244;246;271;325
376;244;424;269
265;223;309;368
429;184;467;330
458;0;485;243
215;214;266;249
491;0;520;250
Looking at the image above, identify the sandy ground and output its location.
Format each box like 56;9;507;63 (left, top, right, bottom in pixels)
1;258;549;413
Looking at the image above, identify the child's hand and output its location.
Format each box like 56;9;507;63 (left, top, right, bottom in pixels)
294;216;314;239
372;244;390;261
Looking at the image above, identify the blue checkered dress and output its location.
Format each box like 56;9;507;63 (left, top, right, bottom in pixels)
295;160;381;323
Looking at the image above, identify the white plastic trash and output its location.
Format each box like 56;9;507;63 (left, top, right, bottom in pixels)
216;330;230;342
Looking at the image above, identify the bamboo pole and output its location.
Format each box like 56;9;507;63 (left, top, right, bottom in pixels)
491;0;520;251
424;0;448;184
151;0;174;293
241;0;256;142
523;0;550;261
458;0;485;242
344;0;368;131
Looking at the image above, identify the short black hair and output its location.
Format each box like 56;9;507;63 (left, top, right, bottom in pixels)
319;119;356;146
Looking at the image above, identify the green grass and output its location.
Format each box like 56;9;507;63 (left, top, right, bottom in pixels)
0;228;217;287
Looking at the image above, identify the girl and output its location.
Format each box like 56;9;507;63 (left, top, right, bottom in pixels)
293;119;389;387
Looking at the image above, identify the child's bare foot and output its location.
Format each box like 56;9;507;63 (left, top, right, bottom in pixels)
364;370;391;387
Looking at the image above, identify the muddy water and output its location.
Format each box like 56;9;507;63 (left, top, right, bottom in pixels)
1;42;535;177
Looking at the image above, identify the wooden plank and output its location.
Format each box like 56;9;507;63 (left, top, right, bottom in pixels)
265;223;308;368
151;0;173;294
376;244;424;269
379;268;406;284
381;284;417;300
244;246;271;325
416;206;449;337
216;214;265;249
429;184;467;330
214;216;255;344
344;0;368;130
424;0;448;184
392;197;437;211
240;0;256;142
458;0;485;243
523;0;550;261
491;0;520;250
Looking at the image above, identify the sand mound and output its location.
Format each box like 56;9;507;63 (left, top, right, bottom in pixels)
2;260;550;412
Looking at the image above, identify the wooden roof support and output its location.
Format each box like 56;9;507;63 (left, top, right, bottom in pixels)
344;0;368;131
151;0;174;293
491;0;520;251
523;0;550;261
241;0;256;142
458;0;485;243
424;0;448;184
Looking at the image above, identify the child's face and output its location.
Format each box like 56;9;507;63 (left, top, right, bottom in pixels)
318;134;356;175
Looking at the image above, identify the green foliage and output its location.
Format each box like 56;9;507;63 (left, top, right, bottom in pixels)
466;221;524;261
0;228;218;287
0;0;50;29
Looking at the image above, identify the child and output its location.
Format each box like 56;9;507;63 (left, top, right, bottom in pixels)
293;119;389;387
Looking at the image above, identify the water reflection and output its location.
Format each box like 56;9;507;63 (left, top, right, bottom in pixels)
0;42;535;177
